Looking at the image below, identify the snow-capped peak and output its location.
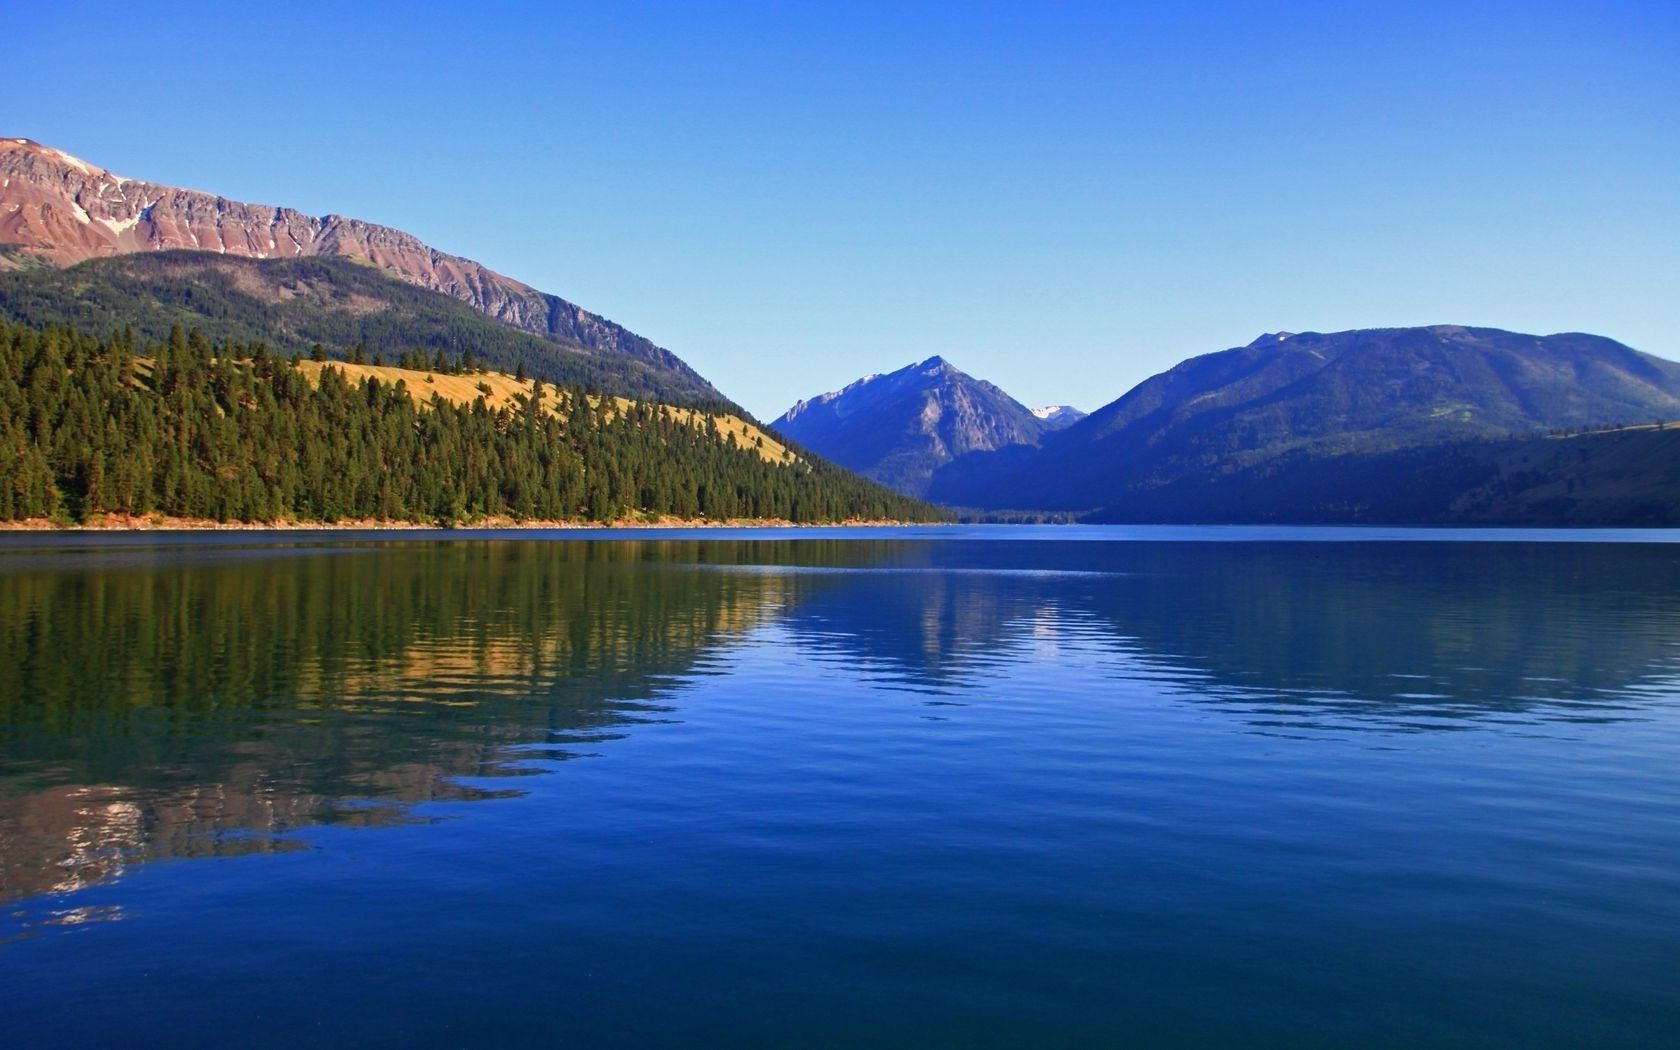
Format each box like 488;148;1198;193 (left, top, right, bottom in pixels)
1031;404;1087;429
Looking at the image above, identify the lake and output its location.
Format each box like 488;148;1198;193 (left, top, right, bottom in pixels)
2;526;1679;1047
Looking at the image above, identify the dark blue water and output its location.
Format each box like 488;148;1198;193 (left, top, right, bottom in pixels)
2;527;1679;1046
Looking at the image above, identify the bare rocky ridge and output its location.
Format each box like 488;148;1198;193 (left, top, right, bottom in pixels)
0;137;714;396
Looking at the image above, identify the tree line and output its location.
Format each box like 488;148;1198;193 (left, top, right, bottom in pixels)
0;319;942;525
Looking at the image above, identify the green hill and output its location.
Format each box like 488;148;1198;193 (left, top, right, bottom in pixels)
0;252;728;410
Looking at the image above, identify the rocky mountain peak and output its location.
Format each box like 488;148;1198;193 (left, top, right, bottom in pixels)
772;356;1054;497
3;137;114;179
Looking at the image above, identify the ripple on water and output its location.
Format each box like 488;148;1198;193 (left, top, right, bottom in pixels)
2;535;1680;1046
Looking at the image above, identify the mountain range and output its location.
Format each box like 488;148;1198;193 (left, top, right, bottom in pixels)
933;326;1680;513
0;136;721;405
5;136;1677;526
779;327;1680;523
771;356;1076;497
0;137;940;526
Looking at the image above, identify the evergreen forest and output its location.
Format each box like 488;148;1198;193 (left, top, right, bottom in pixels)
0;320;941;525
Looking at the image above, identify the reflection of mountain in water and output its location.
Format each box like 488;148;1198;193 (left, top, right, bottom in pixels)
766;540;1680;727
1085;543;1680;729
5;536;1680;907
0;541;792;903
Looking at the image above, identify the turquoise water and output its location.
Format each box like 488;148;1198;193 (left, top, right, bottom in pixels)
2;527;1679;1046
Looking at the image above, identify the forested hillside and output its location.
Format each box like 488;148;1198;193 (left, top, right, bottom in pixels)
1081;424;1680;525
0;253;727;409
931;326;1680;512
0;320;939;525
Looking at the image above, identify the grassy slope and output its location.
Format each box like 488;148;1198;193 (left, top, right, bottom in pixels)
126;357;797;468
292;361;798;466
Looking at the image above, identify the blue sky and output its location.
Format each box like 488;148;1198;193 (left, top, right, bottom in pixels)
8;2;1677;418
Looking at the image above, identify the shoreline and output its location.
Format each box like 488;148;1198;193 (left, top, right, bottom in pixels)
0;514;933;532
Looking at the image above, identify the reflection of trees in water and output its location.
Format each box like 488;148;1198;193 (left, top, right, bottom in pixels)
1084;543;1680;727
4;537;1679;906
771;541;1680;726
0;541;793;903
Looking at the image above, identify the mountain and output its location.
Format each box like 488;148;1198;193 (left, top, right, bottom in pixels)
0;252;723;406
0;136;721;404
930;326;1680;515
1032;405;1087;429
771;356;1053;496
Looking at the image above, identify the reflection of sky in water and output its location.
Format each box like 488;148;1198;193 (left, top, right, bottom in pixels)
2;533;1679;937
2;534;1680;1047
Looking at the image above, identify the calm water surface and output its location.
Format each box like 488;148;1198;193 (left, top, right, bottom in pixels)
2;526;1678;1047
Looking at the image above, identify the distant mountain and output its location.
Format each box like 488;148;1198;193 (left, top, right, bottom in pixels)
930;326;1680;515
772;356;1053;496
0;136;722;404
1032;405;1087;429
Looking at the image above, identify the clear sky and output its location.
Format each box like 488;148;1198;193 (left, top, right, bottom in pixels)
7;2;1677;419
